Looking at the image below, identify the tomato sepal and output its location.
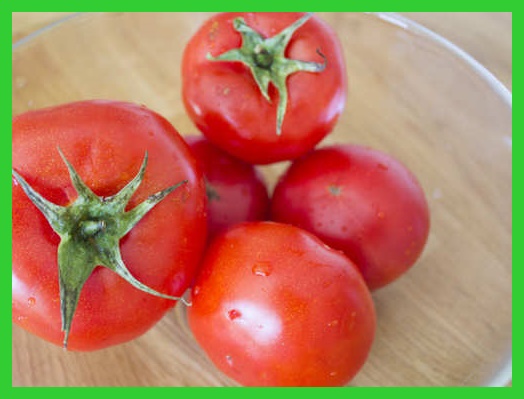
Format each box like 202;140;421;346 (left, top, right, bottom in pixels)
207;13;326;135
12;148;189;348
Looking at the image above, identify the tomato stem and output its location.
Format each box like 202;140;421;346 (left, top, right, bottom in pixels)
253;45;274;69
204;178;221;202
12;149;190;349
207;13;326;136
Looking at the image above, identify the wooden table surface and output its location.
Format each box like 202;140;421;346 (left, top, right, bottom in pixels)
12;12;512;387
12;12;512;90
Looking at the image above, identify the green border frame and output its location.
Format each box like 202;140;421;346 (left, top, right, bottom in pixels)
3;0;519;11
5;1;515;398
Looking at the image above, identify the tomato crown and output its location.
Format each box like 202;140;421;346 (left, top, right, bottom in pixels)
207;13;326;136
12;148;189;348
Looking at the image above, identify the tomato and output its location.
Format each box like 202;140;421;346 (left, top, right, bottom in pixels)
270;144;430;290
12;100;207;351
185;135;270;241
182;12;347;164
187;221;376;387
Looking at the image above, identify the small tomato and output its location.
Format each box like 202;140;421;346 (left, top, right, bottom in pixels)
185;135;270;240
271;144;430;290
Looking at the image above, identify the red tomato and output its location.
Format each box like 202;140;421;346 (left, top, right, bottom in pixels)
271;144;430;290
12;100;207;351
185;135;270;240
182;12;347;164
187;222;376;387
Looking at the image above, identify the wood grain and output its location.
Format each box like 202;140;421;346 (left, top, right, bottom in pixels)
12;12;512;90
12;12;512;387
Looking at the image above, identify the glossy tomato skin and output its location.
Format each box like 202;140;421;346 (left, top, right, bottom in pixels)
182;12;347;165
12;100;207;351
188;222;376;387
271;144;430;290
185;135;270;240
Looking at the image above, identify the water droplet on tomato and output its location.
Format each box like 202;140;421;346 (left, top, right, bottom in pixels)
227;309;242;321
27;297;36;307
288;246;305;256
322;243;332;251
329;371;338;377
252;261;272;277
225;355;233;366
322;280;333;289
193;285;201;296
377;163;389;171
327;319;339;327
347;311;357;332
17;315;28;322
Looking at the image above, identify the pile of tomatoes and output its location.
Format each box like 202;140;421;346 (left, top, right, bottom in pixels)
12;13;430;387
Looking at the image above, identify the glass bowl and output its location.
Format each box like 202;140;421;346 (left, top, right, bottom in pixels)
12;12;512;387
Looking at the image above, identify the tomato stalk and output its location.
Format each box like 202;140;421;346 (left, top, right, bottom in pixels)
204;178;221;201
12;149;189;349
207;13;326;136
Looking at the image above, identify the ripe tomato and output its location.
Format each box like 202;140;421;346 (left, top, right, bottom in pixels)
271;144;430;290
185;135;270;240
182;12;347;164
187;222;376;387
12;100;207;351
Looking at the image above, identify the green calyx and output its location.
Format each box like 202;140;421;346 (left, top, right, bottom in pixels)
12;148;188;349
207;13;326;136
204;178;221;202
